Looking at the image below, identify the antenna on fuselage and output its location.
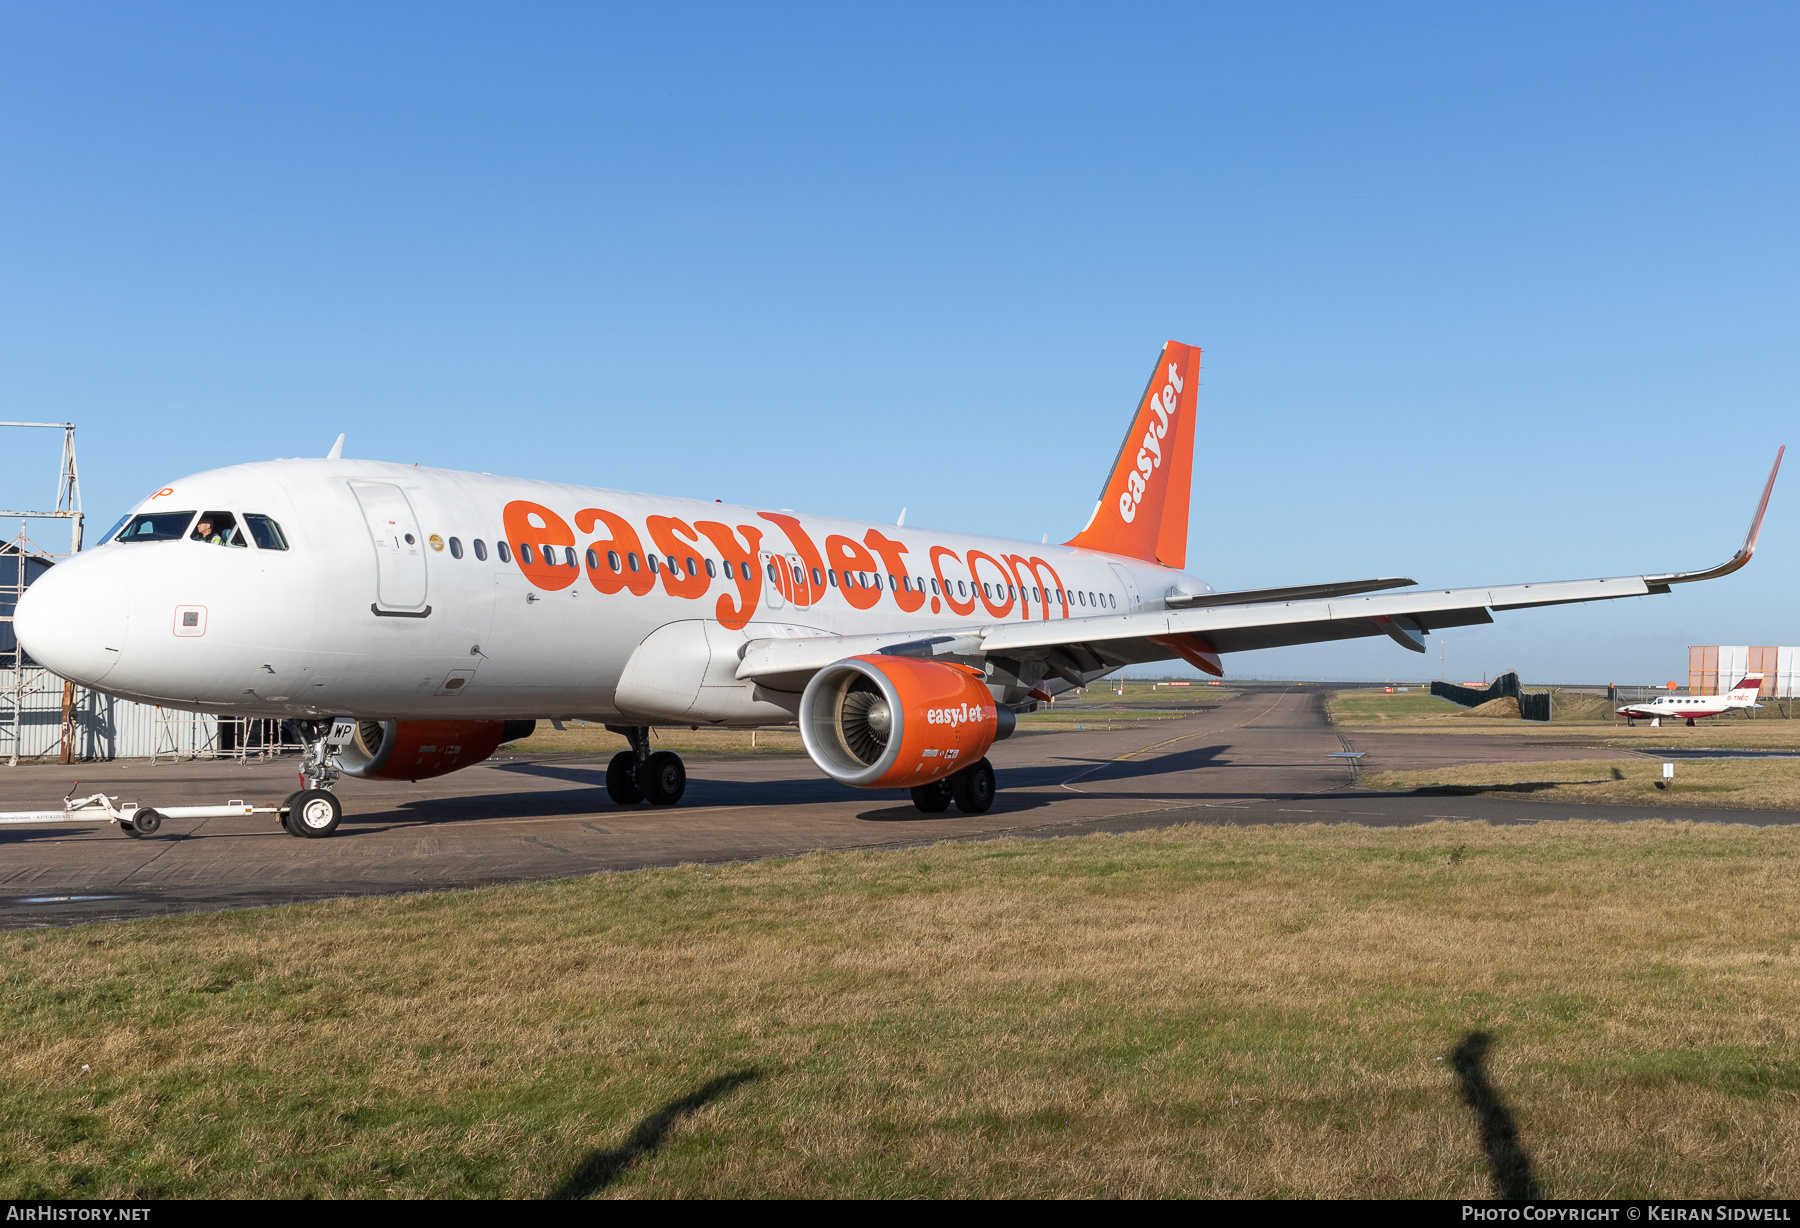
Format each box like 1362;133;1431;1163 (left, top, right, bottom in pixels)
326;433;345;460
896;507;906;527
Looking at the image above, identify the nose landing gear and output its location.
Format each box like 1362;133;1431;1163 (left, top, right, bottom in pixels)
604;725;688;807
286;789;343;837
277;720;347;837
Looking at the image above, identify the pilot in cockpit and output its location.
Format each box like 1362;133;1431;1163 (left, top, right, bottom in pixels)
190;511;245;546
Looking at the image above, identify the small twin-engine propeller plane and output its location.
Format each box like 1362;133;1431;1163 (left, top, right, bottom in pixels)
1617;674;1767;726
14;343;1786;836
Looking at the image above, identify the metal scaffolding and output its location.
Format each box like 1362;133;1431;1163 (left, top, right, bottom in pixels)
2;422;84;766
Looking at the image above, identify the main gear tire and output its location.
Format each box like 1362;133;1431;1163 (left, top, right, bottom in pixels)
606;751;645;805
643;751;687;807
910;779;954;813
950;758;996;814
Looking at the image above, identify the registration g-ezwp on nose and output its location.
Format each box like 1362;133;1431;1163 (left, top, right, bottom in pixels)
13;343;1784;837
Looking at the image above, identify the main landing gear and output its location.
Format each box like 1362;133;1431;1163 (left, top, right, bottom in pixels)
277;720;345;838
911;757;995;815
605;725;687;807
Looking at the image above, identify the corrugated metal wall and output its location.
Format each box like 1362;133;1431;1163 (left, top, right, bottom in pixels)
0;668;220;759
1689;647;1798;696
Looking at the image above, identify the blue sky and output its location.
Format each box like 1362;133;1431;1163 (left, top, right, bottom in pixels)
4;3;1795;683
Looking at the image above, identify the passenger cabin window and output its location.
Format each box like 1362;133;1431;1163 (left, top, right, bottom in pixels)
244;514;289;551
607;550;621;572
519;543;535;565
497;541;512;563
192;511;247;547
473;539;488;561
117;511;197;542
628;552;641;572
448;536;464;559
705;558;716;578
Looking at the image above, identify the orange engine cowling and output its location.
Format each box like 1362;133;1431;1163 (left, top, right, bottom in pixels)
334;719;536;781
799;655;1014;788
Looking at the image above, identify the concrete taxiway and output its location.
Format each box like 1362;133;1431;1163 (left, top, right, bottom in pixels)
4;688;1794;929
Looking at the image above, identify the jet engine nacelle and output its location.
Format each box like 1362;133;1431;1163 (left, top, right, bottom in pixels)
335;719;537;781
799;655;1014;788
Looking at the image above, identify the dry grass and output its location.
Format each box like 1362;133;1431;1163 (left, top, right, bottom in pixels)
5;822;1800;1198
503;685;1234;753
1365;757;1800;811
504;723;806;756
1332;690;1800;750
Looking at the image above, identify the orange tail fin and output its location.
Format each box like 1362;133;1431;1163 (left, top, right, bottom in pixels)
1064;341;1200;568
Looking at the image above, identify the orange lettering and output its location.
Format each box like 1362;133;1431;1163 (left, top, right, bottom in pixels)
930;546;976;616
694;521;764;630
1006;555;1069;620
826;535;882;611
576;508;654;596
646;516;711;600
864;530;924;612
503;500;578;591
757;513;827;607
967;550;1015;618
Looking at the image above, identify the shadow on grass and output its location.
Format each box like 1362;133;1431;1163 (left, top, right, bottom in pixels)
550;1068;760;1199
1417;780;1606;796
1451;1032;1541;1200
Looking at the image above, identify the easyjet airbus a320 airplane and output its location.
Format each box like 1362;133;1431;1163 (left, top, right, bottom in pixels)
14;343;1786;837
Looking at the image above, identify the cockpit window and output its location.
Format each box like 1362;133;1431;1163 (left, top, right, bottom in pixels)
117;511;197;542
97;513;132;546
192;511;248;547
243;514;289;551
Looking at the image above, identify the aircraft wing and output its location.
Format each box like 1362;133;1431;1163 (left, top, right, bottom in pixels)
736;446;1783;692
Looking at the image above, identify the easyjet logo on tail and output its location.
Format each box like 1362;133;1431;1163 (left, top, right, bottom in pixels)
1118;361;1184;524
1066;340;1201;570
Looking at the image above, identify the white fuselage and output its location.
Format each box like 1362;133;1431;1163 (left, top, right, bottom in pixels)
1617;690;1760;721
16;458;1209;724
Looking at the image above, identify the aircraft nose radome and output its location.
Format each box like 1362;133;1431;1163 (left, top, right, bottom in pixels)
14;556;128;686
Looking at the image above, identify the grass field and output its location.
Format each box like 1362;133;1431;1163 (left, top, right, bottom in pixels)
5;821;1798;1199
1364;758;1800;811
1330;689;1800;751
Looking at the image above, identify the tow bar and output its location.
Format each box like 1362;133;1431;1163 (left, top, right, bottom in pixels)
0;786;282;837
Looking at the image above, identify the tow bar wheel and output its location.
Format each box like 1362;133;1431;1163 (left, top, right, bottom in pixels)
123;808;162;837
288;789;343;838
